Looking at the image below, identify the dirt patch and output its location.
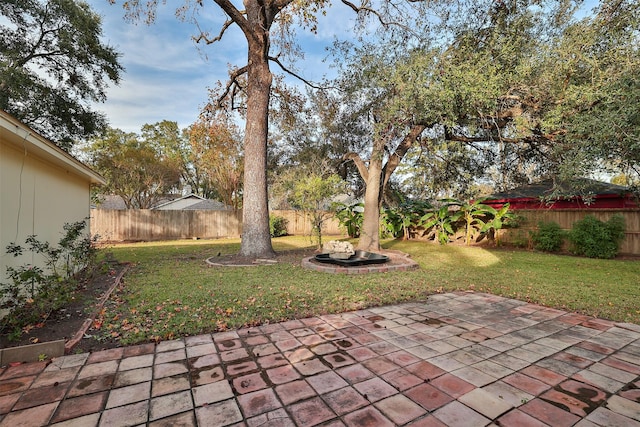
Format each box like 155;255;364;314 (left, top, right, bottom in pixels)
0;261;128;354
206;248;318;267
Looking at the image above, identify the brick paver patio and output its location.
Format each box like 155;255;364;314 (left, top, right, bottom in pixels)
1;292;640;426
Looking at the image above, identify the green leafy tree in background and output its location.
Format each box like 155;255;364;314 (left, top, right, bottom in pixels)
187;113;244;210
273;165;346;248
0;0;123;150
86;126;182;208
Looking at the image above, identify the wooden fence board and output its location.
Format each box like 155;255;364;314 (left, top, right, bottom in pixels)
90;209;342;242
500;209;640;255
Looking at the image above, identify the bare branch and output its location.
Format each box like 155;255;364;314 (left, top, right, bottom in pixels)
268;56;334;90
214;65;249;108
339;0;418;33
193;18;235;44
340;0;388;26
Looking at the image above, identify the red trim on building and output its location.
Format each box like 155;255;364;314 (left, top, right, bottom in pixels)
485;194;638;210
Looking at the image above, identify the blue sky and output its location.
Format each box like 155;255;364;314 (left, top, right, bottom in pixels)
90;1;352;133
91;1;600;134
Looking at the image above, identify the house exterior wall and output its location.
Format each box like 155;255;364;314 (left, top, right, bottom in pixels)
0;111;104;289
1;141;91;282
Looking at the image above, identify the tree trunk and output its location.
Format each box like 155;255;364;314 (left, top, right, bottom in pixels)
353;125;426;252
239;19;276;258
357;139;385;252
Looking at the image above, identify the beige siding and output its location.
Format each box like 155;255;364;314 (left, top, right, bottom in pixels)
1;141;91;281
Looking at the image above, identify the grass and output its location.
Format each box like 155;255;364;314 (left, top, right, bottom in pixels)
98;236;640;344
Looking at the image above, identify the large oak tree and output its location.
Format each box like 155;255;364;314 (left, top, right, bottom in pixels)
332;0;639;251
109;0;428;258
0;0;123;150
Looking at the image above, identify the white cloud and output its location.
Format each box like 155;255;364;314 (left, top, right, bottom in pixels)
90;1;359;132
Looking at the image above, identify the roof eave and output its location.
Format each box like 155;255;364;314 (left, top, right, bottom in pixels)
0;110;106;185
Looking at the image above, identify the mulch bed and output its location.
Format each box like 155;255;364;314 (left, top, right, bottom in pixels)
0;261;128;354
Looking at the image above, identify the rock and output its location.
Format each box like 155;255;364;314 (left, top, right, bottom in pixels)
323;240;355;259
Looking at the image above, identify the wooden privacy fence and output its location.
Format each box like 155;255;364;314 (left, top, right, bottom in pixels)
90;209;343;242
499;209;640;255
91;208;640;254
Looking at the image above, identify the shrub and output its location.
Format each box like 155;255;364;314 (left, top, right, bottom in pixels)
269;215;288;237
332;202;364;238
381;200;432;240
1;220;97;337
530;221;566;252
569;214;626;259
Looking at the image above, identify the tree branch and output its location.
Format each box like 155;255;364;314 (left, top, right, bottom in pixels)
193;18;235;44
213;0;250;36
214;65;249;109
268;56;329;90
340;0;388;27
381;124;426;190
343;152;369;182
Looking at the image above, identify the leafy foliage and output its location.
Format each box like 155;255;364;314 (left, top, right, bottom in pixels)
0;0;123;149
0;220;97;337
481;203;520;246
186;113;243;209
531;221;567;253
421;204;463;245
288;173;346;248
86;126;182;209
332;202;364;238
450;199;495;246
381;200;432;240
269;215;289;238
326;0;640;253
416;199;518;245
569;215;626;259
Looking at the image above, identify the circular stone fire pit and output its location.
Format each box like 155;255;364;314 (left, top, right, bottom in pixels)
314;250;389;266
302;249;419;274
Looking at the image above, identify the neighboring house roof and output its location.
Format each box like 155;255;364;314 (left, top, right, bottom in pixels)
183;199;230;210
486;178;638;209
94;193;231;210
152;194;207;210
0;110;105;185
95;194;128;210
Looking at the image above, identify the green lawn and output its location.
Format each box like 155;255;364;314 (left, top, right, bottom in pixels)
99;236;640;344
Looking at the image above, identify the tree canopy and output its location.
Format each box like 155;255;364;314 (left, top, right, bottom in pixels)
0;0;123;150
323;0;640;251
93;0;637;254
86;124;182;209
187;112;244;210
